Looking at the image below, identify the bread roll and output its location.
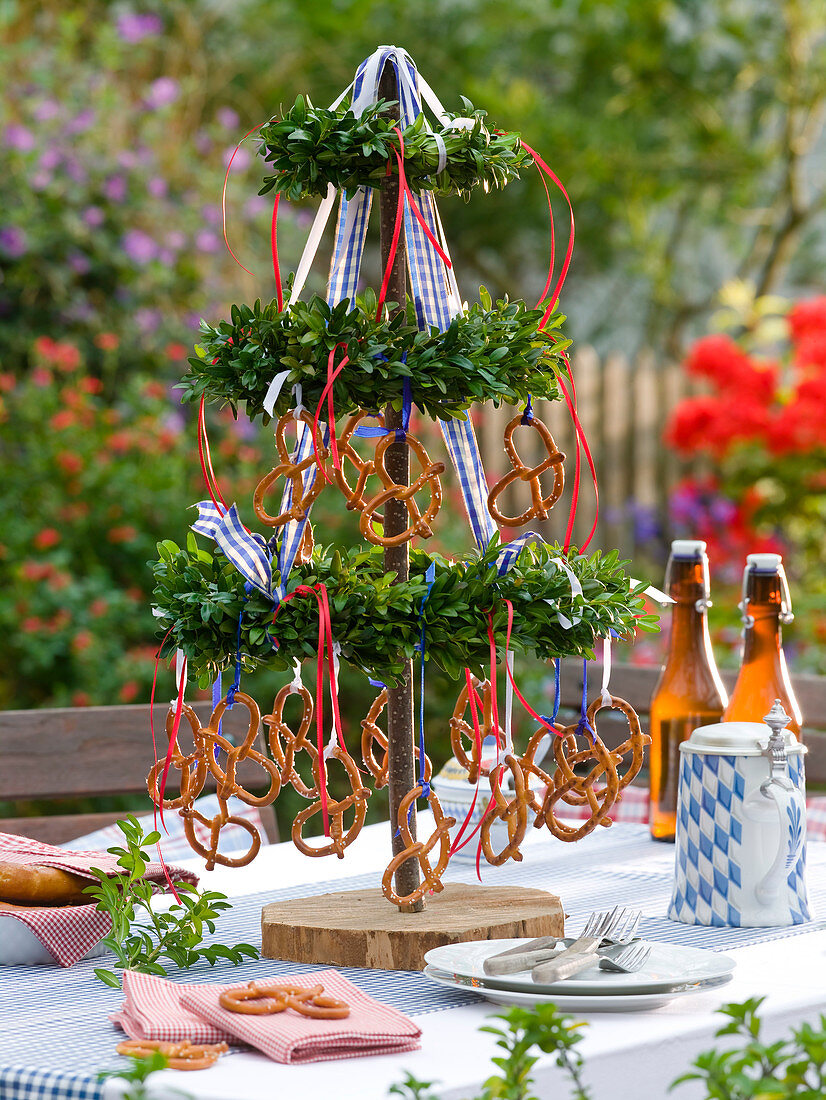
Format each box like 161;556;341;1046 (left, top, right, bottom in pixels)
0;861;93;906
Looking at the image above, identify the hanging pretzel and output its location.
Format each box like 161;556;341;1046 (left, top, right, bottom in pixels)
585;694;649;797
147;703;208;810
360;686;431;789
253;410;329;527
290;745;371;859
487;415;565;527
181;691;280;870
517;725;558;817
480;753;529;866
449;676;505;782
263;683;318;797
382;784;455;911
294;521;314;564
333;411;384;512
537;706;624;842
359;432;445;546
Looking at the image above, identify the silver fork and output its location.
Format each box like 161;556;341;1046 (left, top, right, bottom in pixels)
531;908;641;985
599;942;651;973
485;909;614;977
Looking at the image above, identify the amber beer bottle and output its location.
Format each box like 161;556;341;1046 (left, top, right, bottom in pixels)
649;540;728;842
723;553;802;736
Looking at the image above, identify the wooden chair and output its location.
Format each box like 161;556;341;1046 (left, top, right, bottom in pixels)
558;660;826;786
0;702;279;845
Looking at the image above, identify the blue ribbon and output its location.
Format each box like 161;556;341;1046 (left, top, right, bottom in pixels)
575;657;596;743
226;581;252;710
539;657;562;728
354;362;411;442
415;561;437;799
521;394;534;424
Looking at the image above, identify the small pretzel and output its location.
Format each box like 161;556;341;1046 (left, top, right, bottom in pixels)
290;745;371;859
116;1039;228;1071
382;785;455;911
360;687;431;790
449;676;505;782
288;993;350;1019
333;411;384;511
253;411;329;527
295;521;314;564
263;683;318;797
147;703;207;809
219;982;291;1015
487;415;565;527
480;753;529;866
593;694;649;795
538;710;621;842
359;432;445;546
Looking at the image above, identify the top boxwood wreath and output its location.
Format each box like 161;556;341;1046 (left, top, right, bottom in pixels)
181;287;568;423
257;96;532;202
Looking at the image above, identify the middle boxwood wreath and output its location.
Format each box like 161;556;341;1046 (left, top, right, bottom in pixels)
152;536;657;686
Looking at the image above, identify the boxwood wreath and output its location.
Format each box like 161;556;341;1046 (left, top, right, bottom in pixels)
152;535;657;686
181;288;568;423
257;96;532;202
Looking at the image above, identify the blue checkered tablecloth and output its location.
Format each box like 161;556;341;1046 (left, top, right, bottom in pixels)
2;825;825;1100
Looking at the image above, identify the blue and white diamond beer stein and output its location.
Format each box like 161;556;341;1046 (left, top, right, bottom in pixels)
669;700;810;927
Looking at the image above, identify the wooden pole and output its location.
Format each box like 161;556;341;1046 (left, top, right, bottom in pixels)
378;62;423;912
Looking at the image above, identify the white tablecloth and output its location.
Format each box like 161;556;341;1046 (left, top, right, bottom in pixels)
100;821;826;1100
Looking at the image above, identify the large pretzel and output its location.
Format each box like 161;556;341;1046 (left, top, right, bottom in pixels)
290;745;371;859
359;432;445;546
586;694;649;797
263;683;318;797
116;1039;228;1071
253;410;329;527
360;686;431;790
487;415;565;527
479;753;529;866
333;411;384;512
147;703;208;810
517;725;558;816
449;676;505;783
382;784;455;910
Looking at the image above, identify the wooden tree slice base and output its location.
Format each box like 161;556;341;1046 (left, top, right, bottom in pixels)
261;883;564;971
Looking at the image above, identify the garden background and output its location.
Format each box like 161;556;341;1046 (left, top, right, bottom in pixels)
2;0;825;826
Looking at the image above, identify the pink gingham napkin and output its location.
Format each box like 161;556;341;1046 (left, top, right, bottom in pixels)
180;970;422;1064
0;832;197;967
111;970;234;1045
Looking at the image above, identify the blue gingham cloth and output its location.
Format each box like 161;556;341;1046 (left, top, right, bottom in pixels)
3;825;825;1100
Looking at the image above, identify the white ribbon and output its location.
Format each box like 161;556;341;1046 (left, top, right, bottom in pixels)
288;182;338;306
263;369;291;418
549;556;584;599
291;382;304;419
600;636;612;707
323;640;342;760
289;658;303;694
631;578;674;606
503;650;514;756
174;649;187;703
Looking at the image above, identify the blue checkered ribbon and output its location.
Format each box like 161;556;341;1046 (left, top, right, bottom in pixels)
192;502;273;597
272;420;330;600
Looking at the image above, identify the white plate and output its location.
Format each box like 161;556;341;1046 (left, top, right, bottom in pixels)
424;938;736;996
424;966;734;1013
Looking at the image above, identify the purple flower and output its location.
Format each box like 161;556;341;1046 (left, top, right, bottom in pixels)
103;175;127;203
118;151;139;170
194;131;212;155
121;229;158;265
157;248;174;266
67;251;91;274
116;11;163;43
244;194;269;217
31;171;52;191
147;177;167;198
33;100;60;122
39;148;61;171
165;230;185;250
83;206;105;228
144;77;179;111
66;109;95;136
223;144;250;171
216;107;240;130
0;227;28;258
64;157;87;184
195;229;219;253
134;308;161;333
200;203;221;226
5;124;34;152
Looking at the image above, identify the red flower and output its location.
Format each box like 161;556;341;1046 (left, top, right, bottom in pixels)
108;525;138;543
21;617;44;633
94;332;120;351
71;692;91;707
664;396;721;454
684;334;777;400
0;373;15;393
32;368;52;387
78;376;103;394
787;296;826;342
33;528;61;549
108;431;133;452
164;342;188;361
56;451;84;475
51;410;76;430
119;680;139;703
71;630;94;653
142;380;166;399
89;598;108;617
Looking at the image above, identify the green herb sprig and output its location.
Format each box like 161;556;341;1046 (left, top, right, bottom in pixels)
98;1050;176;1100
181;288;567;424
151;535;657;686
258;96;532;202
84;815;258;988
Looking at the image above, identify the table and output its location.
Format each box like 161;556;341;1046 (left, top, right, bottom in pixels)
3;822;825;1100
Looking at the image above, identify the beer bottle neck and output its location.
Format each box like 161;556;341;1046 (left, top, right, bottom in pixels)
742;573;783;663
664;558;717;672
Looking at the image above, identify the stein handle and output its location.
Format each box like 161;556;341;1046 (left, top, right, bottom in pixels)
755;779;806;906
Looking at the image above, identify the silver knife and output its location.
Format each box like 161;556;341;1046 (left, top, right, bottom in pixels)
484;946;561;976
484;936;560;964
531;907;621;985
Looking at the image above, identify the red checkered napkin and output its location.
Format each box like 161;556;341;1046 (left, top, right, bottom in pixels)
0;832;198;967
111;970;234;1044
180;970;422;1064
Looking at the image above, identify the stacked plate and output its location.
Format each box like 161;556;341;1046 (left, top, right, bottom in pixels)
424;938;736;1012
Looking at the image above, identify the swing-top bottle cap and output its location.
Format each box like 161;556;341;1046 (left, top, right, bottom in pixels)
670;539;707;559
746;552;782;573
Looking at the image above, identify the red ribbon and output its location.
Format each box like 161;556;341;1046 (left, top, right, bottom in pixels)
558;355;599;553
221;121;267;278
498;602;559;732
272;583;345;836
520;140;575;325
311;344;349;481
197;396;228;516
